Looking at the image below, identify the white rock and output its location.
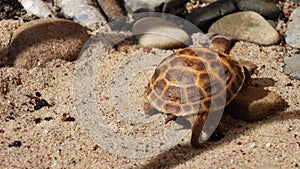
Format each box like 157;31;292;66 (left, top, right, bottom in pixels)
19;0;54;18
132;17;191;49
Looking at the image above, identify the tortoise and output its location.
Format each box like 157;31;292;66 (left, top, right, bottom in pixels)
144;37;255;148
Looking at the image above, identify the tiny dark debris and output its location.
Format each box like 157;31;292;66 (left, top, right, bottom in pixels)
5;112;16;122
61;113;76;122
26;93;50;110
34;117;42;124
65;117;76;122
35;92;42;97
34;99;49;110
0;129;4;133
93;144;99;151
8;140;22;147
44;117;53;121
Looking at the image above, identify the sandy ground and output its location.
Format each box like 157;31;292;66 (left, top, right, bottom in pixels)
1;2;300;169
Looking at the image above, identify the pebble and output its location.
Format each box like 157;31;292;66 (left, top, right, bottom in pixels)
285;8;300;48
186;0;237;32
283;54;300;80
57;0;107;28
124;0;184;13
8;18;90;69
19;0;54;18
132;17;191;49
95;0;126;21
225;86;286;121
235;0;281;18
208;11;280;45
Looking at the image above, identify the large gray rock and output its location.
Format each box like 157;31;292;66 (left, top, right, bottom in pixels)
186;0;237;32
283;54;300;80
236;0;281;18
209;11;280;45
286;8;300;48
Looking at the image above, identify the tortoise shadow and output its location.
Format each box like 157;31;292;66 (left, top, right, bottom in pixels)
139;107;299;169
138;78;295;169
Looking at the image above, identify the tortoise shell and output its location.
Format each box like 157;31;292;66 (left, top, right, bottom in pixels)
144;47;245;117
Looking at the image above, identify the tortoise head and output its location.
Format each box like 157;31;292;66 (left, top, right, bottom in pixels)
239;60;258;90
209;35;257;90
209;36;237;54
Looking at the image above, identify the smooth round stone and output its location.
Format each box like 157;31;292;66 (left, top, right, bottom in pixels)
209;11;280;45
8;18;90;69
132;17;191;49
236;0;281;18
283;54;300;80
225;86;286;121
286;8;300;48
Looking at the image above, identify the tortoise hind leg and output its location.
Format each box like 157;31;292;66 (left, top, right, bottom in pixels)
191;111;209;148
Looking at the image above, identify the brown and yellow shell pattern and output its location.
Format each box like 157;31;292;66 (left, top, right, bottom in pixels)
144;47;245;147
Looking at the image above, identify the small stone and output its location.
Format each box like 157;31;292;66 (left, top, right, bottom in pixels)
235;0;281;18
286;8;300;48
186;0;237;32
283;54;300;80
8;18;90;69
132;17;191;49
209;11;280;45
226;86;286;121
124;0;184;13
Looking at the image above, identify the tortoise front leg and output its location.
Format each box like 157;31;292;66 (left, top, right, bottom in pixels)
165;114;177;124
191;111;208;148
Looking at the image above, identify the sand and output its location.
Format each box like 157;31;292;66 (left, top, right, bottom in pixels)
0;2;300;169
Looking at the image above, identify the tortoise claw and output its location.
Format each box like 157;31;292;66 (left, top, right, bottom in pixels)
165;114;177;124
